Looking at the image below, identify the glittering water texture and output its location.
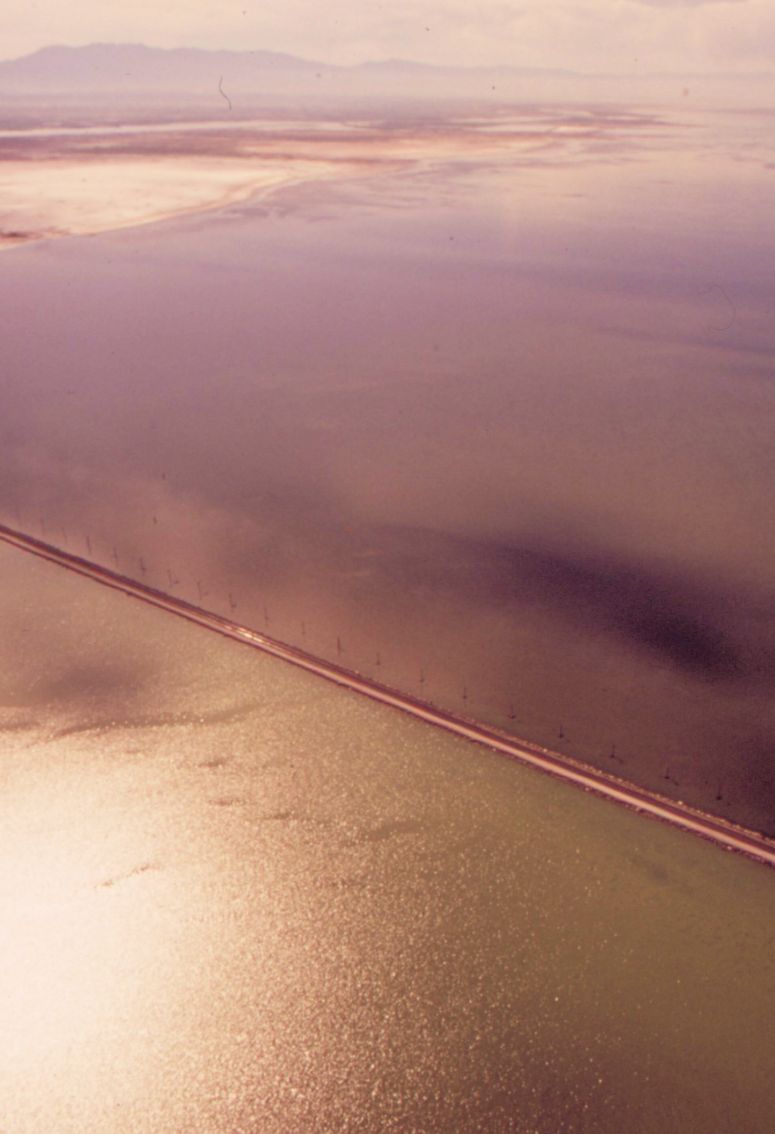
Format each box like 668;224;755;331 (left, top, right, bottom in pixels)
1;541;774;1133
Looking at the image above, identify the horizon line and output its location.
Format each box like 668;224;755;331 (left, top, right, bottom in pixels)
1;41;772;83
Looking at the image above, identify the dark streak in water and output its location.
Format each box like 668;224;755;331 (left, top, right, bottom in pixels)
384;525;747;681
52;700;261;739
97;861;158;889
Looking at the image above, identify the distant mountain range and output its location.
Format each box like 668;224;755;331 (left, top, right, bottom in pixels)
0;43;572;91
1;44;325;89
0;43;770;105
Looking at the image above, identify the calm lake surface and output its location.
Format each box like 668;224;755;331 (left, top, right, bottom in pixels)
1;104;774;832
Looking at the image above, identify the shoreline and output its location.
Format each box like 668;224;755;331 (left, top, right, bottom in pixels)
0;154;352;251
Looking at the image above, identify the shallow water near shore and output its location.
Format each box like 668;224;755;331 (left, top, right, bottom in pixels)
1;103;774;832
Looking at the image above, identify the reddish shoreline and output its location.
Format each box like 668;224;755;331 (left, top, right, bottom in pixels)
2;520;774;870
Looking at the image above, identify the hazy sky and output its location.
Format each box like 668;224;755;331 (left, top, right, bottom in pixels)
2;0;772;73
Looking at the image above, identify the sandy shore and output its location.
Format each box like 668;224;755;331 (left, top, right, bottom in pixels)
0;154;339;249
0;116;441;249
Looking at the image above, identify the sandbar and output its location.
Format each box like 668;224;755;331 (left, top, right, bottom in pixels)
0;154;341;248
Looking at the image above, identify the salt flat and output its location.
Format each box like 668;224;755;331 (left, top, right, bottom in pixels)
0;155;318;244
0;106;649;247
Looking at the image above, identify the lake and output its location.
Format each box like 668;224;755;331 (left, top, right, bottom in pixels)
1;102;774;833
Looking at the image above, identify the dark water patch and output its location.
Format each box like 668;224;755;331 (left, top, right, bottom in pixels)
51;699;261;739
505;544;745;680
626;606;738;678
0;656;149;719
625;852;671;887
378;525;748;681
357;818;425;844
36;661;143;704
